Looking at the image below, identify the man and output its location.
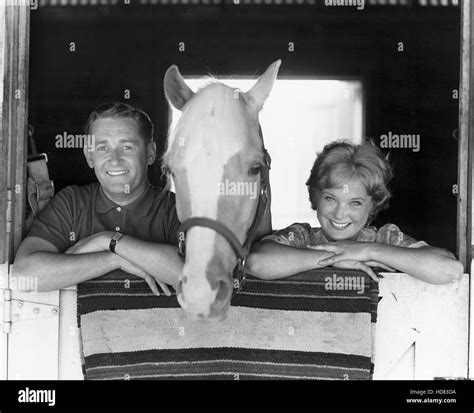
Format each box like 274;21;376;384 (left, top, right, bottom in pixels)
14;103;183;295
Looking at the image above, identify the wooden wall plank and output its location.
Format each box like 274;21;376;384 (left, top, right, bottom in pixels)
0;1;30;264
458;0;473;269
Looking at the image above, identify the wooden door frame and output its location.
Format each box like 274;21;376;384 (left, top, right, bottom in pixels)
0;1;30;381
0;2;29;265
459;0;473;272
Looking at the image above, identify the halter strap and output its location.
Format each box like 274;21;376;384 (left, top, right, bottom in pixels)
178;217;247;261
177;145;271;293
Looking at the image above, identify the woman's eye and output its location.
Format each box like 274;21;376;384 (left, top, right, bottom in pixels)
97;146;107;152
325;196;335;202
351;201;362;206
123;146;133;151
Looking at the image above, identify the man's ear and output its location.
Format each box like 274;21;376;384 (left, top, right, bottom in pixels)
83;145;94;168
164;65;195;111
147;140;157;166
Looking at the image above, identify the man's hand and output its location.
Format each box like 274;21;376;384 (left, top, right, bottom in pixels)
114;254;172;296
65;231;113;255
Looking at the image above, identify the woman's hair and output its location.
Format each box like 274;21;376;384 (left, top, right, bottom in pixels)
84;102;154;144
306;140;393;220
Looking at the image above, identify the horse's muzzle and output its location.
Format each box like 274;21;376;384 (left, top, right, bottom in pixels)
177;273;233;321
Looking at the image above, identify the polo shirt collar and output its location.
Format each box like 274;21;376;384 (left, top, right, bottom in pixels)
96;183;154;217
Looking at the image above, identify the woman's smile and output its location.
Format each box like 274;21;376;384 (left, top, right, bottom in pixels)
316;178;373;241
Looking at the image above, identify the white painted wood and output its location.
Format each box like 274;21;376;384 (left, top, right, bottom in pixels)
7;290;59;380
58;287;82;379
373;273;469;380
373;273;418;379
469;259;474;379
383;344;415;380
413;276;469;379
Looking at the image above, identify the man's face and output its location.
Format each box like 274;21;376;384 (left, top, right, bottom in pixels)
85;117;155;203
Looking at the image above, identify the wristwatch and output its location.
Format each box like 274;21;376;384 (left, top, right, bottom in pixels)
109;231;125;253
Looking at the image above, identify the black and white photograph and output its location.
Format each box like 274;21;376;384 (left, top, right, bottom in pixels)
0;0;472;409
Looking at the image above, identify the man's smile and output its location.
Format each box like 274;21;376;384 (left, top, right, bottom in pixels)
106;170;129;176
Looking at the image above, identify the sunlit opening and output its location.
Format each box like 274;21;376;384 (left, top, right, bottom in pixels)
170;78;364;229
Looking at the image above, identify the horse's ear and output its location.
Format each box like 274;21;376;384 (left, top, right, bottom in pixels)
244;60;281;113
164;65;195;111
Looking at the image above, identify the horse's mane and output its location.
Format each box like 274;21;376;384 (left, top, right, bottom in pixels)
160;77;248;191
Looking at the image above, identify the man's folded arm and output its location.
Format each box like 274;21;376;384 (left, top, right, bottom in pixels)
113;236;183;288
13;236;119;292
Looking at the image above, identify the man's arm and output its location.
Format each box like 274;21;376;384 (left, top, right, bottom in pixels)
63;231;183;289
13;236;153;292
113;235;183;288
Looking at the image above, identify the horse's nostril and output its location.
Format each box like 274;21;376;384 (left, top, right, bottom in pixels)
177;279;184;296
215;279;231;304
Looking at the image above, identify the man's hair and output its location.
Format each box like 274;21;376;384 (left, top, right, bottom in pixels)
85;102;154;144
306;140;393;220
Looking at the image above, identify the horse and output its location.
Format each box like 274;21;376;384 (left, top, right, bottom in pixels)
163;60;281;321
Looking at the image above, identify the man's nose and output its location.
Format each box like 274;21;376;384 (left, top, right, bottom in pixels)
109;149;123;164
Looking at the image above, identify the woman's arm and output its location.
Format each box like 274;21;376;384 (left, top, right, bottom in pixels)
316;242;463;284
245;242;334;280
369;244;463;284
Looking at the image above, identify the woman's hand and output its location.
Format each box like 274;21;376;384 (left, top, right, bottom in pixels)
329;259;380;282
306;243;396;281
309;241;374;265
65;231;114;255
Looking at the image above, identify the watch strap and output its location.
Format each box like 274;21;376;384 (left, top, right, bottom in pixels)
109;232;124;253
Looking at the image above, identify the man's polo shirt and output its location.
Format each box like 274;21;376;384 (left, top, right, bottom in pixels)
27;182;180;253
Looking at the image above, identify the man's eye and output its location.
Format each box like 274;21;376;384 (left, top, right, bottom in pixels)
97;146;107;151
123;146;133;151
351;201;362;206
325;196;335;202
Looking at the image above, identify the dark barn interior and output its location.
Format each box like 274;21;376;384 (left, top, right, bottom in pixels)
28;1;460;253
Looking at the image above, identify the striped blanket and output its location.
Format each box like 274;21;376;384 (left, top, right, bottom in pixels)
77;268;379;380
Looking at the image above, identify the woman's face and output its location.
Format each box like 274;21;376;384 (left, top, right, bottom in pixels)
314;177;373;241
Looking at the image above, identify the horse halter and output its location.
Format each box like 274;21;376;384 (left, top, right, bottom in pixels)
177;148;271;294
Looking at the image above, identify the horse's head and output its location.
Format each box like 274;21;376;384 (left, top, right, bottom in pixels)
163;60;280;321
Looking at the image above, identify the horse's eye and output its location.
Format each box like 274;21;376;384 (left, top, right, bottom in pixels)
249;165;261;176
